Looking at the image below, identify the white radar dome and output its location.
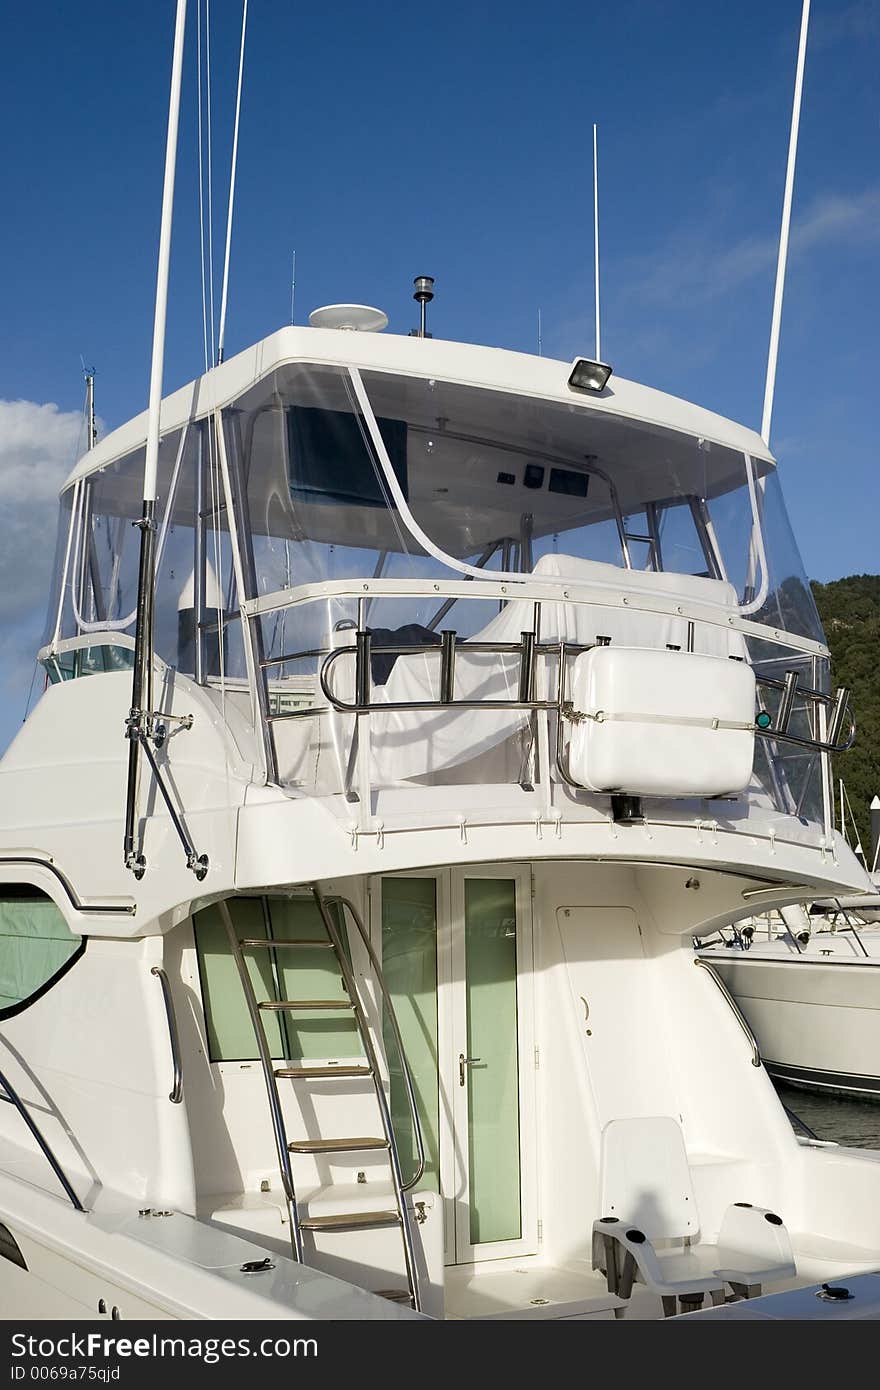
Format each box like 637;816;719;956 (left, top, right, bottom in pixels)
308;304;388;332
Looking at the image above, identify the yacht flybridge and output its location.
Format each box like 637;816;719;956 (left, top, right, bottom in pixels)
1;319;878;1321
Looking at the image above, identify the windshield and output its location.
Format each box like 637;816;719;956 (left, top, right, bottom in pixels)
360;369;752;580
227;362;766;599
44;360;826;665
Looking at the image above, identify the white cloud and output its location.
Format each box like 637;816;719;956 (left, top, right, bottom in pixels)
619;185;880;311
549;181;880;374
812;0;880;48
0;399;85;504
793;187;880;253
0;399;85;623
0;399;90;752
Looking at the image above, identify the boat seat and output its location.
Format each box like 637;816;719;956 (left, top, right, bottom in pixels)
591;1117;796;1315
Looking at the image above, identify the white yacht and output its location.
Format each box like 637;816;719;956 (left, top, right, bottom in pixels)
699;895;880;1101
1;317;879;1321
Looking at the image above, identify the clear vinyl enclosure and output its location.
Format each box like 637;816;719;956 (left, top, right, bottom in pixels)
42;359;830;821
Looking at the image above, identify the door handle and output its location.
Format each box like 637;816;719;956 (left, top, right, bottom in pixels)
459;1053;482;1086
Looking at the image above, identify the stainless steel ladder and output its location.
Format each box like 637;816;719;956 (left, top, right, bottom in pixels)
219;888;425;1311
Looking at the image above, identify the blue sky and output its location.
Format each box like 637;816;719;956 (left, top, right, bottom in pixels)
0;0;877;751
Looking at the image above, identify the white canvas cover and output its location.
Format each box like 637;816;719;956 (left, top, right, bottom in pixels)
361;555;747;782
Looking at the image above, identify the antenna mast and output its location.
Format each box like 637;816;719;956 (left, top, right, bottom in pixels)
593;122;601;361
217;0;249;364
84;368;97;451
123;0;188;877
761;0;810;447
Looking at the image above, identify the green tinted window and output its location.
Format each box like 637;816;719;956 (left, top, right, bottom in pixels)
0;888;81;1013
381;878;440;1192
464;878;521;1244
193;897;362;1063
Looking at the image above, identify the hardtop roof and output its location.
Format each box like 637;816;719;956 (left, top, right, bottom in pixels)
63;324;775;491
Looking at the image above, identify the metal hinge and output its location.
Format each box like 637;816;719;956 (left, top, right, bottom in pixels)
534;1046;540;1070
537;1219;543;1243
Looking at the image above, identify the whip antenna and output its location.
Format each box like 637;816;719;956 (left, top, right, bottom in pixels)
593;123;601;361
217;0;248;363
761;0;810;447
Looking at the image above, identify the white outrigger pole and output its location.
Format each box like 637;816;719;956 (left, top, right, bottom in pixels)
761;0;810;447
217;0;248;364
124;0;191;877
593;122;601;362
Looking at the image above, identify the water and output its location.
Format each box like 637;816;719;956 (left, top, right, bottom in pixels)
775;1083;880;1151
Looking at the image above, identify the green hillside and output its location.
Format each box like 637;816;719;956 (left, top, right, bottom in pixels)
811;574;880;863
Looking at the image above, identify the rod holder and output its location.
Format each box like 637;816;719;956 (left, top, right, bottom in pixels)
355;630;372;709
518;631;536;704
827;686;851;748
776;670;799;734
440;629;457;704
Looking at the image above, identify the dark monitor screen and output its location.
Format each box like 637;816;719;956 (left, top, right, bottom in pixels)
549;467;589;498
287;407;408;508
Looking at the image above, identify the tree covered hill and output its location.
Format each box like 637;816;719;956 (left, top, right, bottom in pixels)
811;574;880;863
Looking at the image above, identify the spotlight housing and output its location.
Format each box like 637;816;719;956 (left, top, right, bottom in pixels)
568;357;613;393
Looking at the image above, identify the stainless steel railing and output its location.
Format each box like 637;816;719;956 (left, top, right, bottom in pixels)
694;957;762;1068
243;584;852;837
0;1065;85;1210
151;966;184;1103
323;893;426;1193
309;627;853;755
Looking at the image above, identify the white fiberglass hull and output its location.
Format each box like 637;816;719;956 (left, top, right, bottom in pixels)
0;1171;423;1321
705;935;880;1101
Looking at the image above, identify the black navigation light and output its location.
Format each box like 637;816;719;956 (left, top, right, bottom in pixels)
412;276;435;338
568;357;613;393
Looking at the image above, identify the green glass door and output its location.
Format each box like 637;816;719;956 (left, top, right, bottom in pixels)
452;869;535;1261
380;876;441;1191
464;878;521;1244
379;868;535;1265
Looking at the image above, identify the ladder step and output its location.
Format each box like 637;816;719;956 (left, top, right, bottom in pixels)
300;1211;401;1232
241;938;334;949
275;1065;373;1079
289;1137;389;1154
259;1000;353;1011
376;1289;413;1304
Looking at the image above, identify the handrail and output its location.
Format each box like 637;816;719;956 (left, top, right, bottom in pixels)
150;966;183;1103
218;901;303;1262
0;1065;85;1211
309;629;854;756
241;575;831;660
322;893;426;1194
694;957;762;1067
316;636;564;716
831;901;870;958
312;888;422;1312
